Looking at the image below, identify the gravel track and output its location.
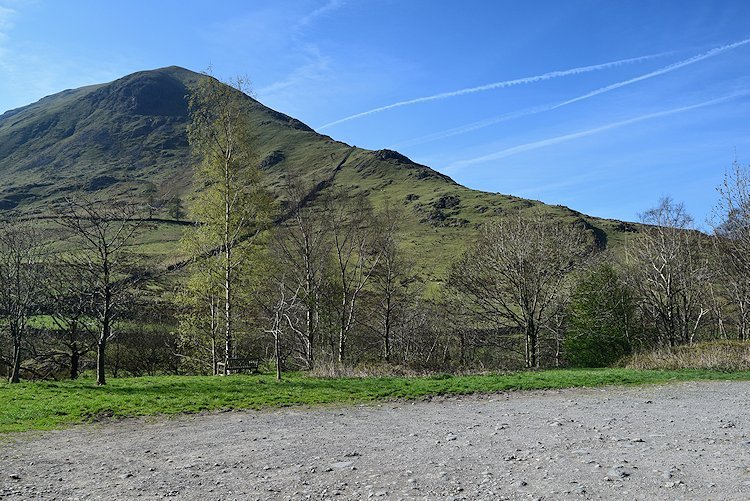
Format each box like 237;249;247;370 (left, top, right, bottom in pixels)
2;380;750;500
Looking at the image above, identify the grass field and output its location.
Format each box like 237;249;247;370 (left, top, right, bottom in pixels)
2;369;750;434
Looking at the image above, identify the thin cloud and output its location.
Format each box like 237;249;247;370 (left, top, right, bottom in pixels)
445;92;750;172
0;5;14;30
318;52;665;130
296;0;346;29
0;5;17;70
0;6;15;44
393;37;750;148
257;45;332;101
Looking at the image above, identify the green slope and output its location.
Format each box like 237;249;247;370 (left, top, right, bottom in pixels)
0;66;640;278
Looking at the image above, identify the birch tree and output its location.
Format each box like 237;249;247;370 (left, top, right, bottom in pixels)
326;192;382;364
185;72;270;374
369;203;419;363
712;162;750;340
174;266;223;374
627;198;711;346
273;176;329;368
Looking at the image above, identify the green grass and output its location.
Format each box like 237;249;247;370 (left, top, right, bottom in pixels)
2;368;749;434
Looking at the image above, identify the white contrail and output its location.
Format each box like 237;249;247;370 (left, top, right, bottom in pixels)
393;37;750;149
553;37;750;109
317;53;665;130
445;91;750;172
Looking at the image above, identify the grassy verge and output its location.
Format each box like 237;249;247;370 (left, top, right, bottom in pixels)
626;340;750;370
2;368;749;434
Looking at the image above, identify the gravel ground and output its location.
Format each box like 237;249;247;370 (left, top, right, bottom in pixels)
2;380;750;500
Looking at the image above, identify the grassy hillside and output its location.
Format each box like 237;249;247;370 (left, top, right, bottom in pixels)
0;66;641;280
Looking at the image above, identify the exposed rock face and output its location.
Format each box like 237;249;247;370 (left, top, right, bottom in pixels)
377;149;412;163
434;194;460;210
259;150;285;170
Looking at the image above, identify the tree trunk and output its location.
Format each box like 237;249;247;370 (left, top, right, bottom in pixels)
526;322;538;369
70;345;80;380
9;341;21;383
524;332;530;369
96;337;106;385
224;244;232;375
459;331;466;368
224;277;232;375
211;337;217;376
98;263;112;385
383;298;392;363
383;328;391;363
210;296;218;376
306;300;315;369
338;292;347;364
337;331;346;364
274;333;282;381
224;163;232;376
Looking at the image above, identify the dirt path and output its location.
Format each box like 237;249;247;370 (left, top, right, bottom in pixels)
2;381;750;500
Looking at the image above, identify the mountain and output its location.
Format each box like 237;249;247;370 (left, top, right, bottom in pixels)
0;66;637;280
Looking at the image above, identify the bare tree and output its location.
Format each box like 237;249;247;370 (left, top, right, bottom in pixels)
273;175;329;368
256;273;300;381
368;203;420;363
627;197;711;346
712;162;750;340
448;213;592;368
326;192;382;364
45;265;98;379
0;221;48;383
55;196;148;385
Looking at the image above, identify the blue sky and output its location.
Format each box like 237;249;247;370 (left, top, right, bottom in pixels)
1;0;749;225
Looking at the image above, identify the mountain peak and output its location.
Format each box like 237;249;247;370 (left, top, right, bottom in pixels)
0;67;626;277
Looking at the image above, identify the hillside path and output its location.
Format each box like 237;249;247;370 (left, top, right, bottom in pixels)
2;381;750;500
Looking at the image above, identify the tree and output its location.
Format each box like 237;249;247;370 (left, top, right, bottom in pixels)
326;192;382;364
255;269;300;381
448;213;592;368
273;175;329;368
627;197;711;347
45;265;98;379
56;196;148;385
0;221;48;383
185;72;270;375
174;266;223;375
565;263;634;367
368;203;420;363
166;196;185;222
712;162;750;340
